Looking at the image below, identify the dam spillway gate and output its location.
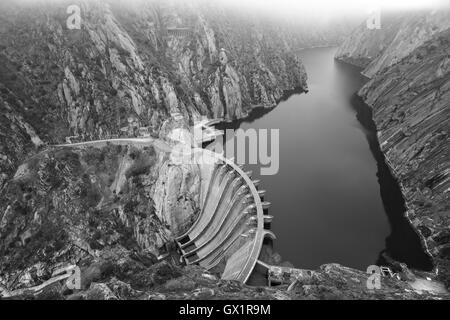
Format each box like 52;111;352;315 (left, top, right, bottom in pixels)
175;149;275;283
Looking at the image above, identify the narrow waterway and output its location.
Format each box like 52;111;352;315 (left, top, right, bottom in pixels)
218;47;432;271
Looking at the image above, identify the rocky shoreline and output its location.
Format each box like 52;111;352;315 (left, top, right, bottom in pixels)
336;13;450;289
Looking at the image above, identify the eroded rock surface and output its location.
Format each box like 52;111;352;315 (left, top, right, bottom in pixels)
335;10;450;77
359;30;450;287
0;144;198;291
337;15;450;290
0;0;313;180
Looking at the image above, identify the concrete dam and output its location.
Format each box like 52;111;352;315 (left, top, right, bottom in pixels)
54;128;274;284
175;149;274;283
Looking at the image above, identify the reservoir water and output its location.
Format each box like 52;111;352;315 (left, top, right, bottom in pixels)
218;47;432;271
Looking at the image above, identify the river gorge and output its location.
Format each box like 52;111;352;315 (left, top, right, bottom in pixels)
218;47;432;271
1;0;448;300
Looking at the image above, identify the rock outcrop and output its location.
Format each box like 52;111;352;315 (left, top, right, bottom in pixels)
0;143;204;292
336;13;450;289
0;0;314;179
335;10;450;77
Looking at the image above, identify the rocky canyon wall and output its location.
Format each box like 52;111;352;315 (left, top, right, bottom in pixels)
335;10;450;77
336;11;450;288
0;0;326;182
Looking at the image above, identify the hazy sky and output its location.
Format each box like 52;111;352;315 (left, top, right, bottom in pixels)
6;0;449;23
218;0;449;19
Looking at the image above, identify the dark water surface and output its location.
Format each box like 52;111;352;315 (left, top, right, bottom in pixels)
218;47;432;270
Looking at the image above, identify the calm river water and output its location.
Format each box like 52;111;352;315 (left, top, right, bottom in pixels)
217;47;432;271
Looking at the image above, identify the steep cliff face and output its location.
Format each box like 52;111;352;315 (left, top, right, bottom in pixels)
0;0;313;182
335;10;450;77
337;16;450;289
358;30;450;287
0;143;205;291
